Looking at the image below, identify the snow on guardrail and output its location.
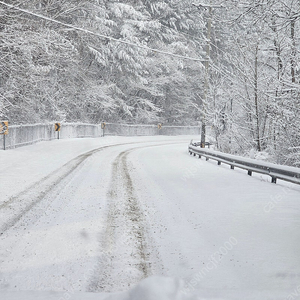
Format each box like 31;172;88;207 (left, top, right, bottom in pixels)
188;143;300;185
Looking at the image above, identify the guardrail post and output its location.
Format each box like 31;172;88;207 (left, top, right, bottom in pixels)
231;165;234;170
271;176;277;184
206;157;209;161
248;170;252;176
218;161;221;165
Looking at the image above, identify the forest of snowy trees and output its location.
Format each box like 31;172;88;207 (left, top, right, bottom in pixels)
0;0;299;166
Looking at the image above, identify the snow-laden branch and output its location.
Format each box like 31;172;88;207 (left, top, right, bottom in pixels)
0;1;206;63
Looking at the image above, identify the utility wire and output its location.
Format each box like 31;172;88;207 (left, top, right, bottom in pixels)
0;1;207;63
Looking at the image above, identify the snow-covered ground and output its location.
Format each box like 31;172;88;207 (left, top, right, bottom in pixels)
0;136;300;300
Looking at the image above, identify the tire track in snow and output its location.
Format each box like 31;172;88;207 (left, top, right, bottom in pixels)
0;149;100;235
0;142;144;235
121;150;151;278
87;148;153;292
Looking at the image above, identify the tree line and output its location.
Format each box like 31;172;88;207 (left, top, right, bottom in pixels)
0;0;299;166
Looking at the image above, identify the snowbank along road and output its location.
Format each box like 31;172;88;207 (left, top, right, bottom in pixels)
0;136;300;300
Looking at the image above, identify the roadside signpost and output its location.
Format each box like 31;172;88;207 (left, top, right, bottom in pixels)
101;122;106;137
0;120;8;150
55;123;61;139
158;123;162;134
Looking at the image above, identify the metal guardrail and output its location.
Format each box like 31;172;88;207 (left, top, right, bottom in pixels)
188;143;300;185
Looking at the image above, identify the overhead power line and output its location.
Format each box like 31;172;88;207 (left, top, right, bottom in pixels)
0;1;207;63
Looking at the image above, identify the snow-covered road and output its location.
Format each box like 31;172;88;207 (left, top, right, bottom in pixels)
0;136;300;300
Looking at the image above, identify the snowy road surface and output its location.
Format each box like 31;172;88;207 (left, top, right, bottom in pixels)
0;136;300;300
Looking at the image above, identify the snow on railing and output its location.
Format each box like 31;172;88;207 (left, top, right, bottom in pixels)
188;142;300;185
0;122;201;150
0;123;102;150
104;123;201;136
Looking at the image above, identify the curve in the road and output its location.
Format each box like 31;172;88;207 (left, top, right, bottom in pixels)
0;141;170;234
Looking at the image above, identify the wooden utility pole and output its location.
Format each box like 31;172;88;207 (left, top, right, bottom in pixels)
193;2;223;148
254;44;261;152
201;4;212;148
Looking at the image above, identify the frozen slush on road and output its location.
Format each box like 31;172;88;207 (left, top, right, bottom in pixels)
0;136;299;300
